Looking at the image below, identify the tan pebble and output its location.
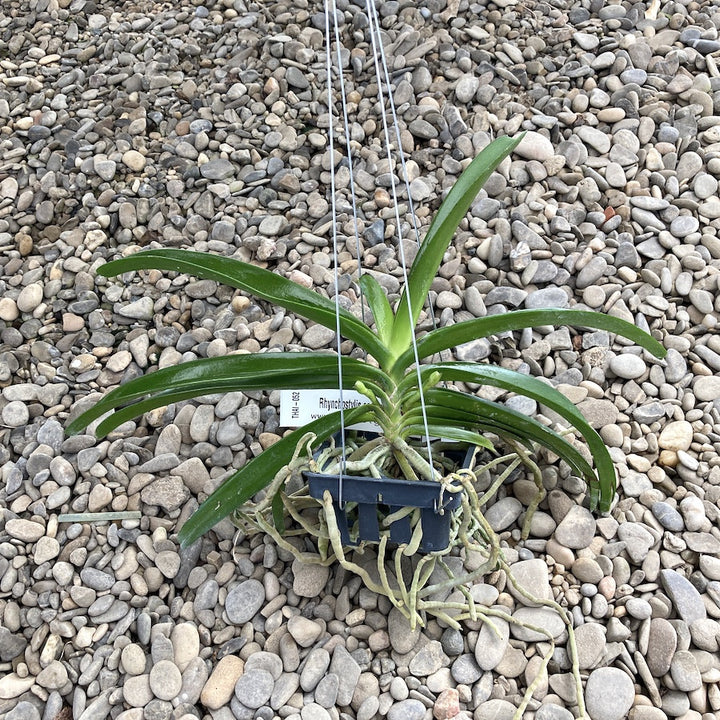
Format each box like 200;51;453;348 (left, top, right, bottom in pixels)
88;484;113;512
0;673;36;699
259;432;281;450
658;420;693;452
374;188;391;207
0;298;19;321
34;536;60;564
62;313;85;332
16;232;33;256
200;655;245;710
659;450;679;468
171;622;200;672
122;149;147;171
16;282;43;313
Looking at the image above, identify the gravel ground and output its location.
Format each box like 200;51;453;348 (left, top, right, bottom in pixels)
2;0;720;719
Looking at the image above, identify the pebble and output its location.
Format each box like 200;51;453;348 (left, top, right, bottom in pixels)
387;699;426;720
553;505;596;549
234;669;274;709
609;353;646;380
475;615;510;671
292;559;329;597
225;580;265;624
584;668;634;720
149;660;182;701
515;131;555;161
658;421;693;452
201;656;244;710
574;623;606;670
660;569;707;624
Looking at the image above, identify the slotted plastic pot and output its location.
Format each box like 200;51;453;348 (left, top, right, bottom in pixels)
304;434;473;553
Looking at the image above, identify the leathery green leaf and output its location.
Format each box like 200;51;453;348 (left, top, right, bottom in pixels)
66;353;390;437
418;389;598;484
392;308;667;376
389;135;522;361
177;406;371;547
419;366;616;511
99;249;390;366
358;273;394;347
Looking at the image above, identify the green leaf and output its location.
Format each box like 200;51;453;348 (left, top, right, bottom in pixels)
393;308;667;375
176;406;371;547
389;135;523;362
66;353;389;437
99;249;390;366
358;274;394;347
419;389;598;484
419;365;616;511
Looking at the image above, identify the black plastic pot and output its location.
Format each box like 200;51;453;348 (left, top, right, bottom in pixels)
304;436;473;553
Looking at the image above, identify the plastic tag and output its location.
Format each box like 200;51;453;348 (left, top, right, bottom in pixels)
279;389;377;431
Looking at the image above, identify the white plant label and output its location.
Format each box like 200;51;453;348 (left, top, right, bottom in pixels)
279;389;377;431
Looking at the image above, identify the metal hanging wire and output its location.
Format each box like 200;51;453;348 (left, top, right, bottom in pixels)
323;0;435;480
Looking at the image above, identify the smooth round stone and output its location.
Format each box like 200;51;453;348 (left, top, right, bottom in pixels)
0;297;19;321
485;497;523;532
574;622;606;670
515;131;555;161
510;608;565;641
2;400;29;428
225;579;265;624
122;644;147;675
651;502;684;531
625;597;652;620
658;421;693;451
572;557;604;584
474;699;517;720
291;559;329;597
535;705;575;720
609;353;646;379
149;660;182;701
287;616;323;647
16;283;43;312
475;615;509;671
171;623;200;672
36;661;68;690
584;667;634;720
122;150;147;171
693;173;717;199
234;669;274;709
387;699;426;720
5;519;45;542
554;505;596;550
200;656;245;710
455;74;479;103
689;618;720;651
669;650;702;691
507;559;552;606
693;376;720;402
5;702;40;720
670;215;699;237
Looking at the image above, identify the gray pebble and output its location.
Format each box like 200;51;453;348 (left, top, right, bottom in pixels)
584;667;634;720
234;669;274;709
225;579;265;624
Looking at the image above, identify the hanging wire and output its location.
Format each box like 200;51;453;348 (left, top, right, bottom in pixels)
331;9;366;325
364;0;444;353
364;0;435;475
324;0;347;503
